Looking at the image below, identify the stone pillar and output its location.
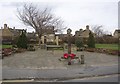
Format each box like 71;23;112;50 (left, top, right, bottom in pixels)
44;35;46;44
56;36;59;45
81;55;84;64
41;36;44;44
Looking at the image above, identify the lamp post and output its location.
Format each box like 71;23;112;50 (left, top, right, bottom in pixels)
67;28;72;65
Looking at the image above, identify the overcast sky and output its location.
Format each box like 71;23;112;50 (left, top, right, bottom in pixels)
0;0;119;35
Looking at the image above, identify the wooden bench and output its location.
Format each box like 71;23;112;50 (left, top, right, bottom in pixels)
46;45;64;50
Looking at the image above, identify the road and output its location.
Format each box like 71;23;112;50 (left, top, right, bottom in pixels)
2;74;119;82
2;64;119;82
60;74;119;82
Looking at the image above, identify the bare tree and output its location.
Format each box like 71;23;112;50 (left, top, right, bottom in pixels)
91;25;105;43
91;25;113;43
91;25;113;37
17;3;66;46
91;25;104;37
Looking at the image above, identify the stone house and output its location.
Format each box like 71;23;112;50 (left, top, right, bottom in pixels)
9;27;27;38
0;24;27;44
0;24;13;44
113;29;120;43
113;29;120;38
55;34;68;44
41;26;60;45
75;25;94;38
75;25;95;44
26;32;39;44
0;24;61;45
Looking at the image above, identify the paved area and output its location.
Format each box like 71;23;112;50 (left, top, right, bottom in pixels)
2;48;118;69
1;48;119;81
3;49;67;69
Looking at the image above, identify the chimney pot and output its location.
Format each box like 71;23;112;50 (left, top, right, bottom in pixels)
13;27;15;29
86;25;89;30
4;24;7;29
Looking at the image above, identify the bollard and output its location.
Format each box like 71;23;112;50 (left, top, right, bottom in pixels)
68;56;71;65
68;61;71;65
81;55;84;64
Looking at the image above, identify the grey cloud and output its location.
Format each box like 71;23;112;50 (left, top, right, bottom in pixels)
0;2;23;7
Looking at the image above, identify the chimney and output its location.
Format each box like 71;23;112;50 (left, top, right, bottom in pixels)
79;29;83;31
4;24;7;29
13;27;15;31
13;27;15;29
79;29;83;34
25;29;27;33
86;25;89;30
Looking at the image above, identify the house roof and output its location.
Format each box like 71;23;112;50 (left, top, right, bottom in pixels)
114;30;120;33
75;25;95;38
80;29;91;38
9;28;26;36
75;29;93;38
27;33;37;38
26;32;39;41
0;28;13;37
42;26;55;34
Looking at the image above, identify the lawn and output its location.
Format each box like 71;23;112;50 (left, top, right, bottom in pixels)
95;44;119;50
0;45;12;49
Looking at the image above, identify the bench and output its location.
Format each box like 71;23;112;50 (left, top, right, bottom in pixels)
46;45;64;50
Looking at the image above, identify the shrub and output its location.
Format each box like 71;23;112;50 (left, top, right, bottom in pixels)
87;31;95;48
75;38;83;50
17;31;28;49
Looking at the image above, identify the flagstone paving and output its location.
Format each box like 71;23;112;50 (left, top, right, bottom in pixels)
2;48;119;69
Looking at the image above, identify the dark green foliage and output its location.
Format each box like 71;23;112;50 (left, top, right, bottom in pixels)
87;31;95;48
75;38;83;48
12;36;19;45
17;31;28;49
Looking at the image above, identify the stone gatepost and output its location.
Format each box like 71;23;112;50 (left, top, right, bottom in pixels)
41;36;44;44
56;36;59;45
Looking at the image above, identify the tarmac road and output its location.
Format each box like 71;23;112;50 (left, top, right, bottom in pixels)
2;64;118;82
60;74;119;82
